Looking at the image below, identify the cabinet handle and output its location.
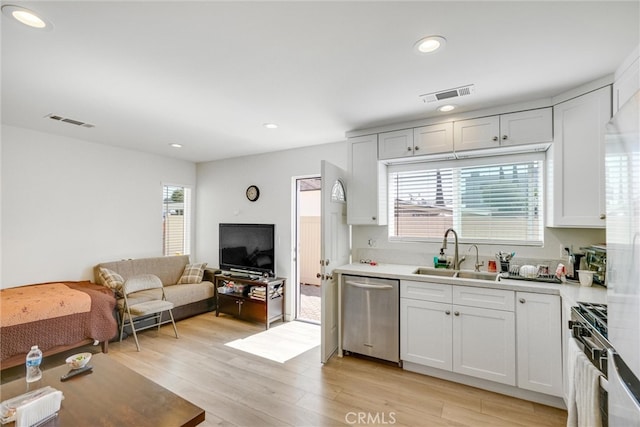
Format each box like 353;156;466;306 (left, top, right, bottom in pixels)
445;310;451;315
407;146;412;151
502;135;508;140
454;311;460;316
519;298;526;304
492;136;498;141
372;216;377;221
600;214;606;220
316;273;322;279
414;146;420;151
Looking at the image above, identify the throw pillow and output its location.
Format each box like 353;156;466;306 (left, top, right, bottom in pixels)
123;274;163;294
178;262;208;284
99;267;124;292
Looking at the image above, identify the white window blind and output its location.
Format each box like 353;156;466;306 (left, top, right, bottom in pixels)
388;156;544;244
163;184;191;256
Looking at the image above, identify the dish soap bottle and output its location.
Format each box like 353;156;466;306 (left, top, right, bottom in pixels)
26;345;43;383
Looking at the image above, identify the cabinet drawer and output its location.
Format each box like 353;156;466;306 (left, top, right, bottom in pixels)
401;280;452;303
453;286;514;311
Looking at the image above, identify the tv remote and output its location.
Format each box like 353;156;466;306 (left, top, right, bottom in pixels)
60;365;93;381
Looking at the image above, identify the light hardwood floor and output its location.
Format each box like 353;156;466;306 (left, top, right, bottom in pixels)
107;313;567;427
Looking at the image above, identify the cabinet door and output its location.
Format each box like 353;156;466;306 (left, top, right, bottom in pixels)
413;123;454;155
548;86;611;227
453;115;500;151
239;297;265;323
378;129;414;160
516;292;563;396
347;135;387;225
218;294;241;316
400;298;452;370
452;305;516;386
499;108;552;146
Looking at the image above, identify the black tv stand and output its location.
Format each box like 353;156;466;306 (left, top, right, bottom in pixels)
215;274;285;329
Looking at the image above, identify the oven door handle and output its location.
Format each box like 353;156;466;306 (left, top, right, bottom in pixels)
577;334;608;372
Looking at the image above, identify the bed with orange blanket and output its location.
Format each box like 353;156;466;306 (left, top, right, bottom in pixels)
0;281;117;369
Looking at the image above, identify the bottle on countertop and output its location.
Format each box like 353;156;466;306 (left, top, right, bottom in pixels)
25;345;43;383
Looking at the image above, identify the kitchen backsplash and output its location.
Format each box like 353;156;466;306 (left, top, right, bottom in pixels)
353;247;578;275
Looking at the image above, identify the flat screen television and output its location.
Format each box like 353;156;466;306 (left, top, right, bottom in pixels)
219;223;275;276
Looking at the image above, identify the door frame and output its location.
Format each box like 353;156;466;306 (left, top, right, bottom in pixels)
291;174;321;322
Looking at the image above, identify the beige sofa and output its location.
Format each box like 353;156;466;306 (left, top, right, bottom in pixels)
95;255;217;333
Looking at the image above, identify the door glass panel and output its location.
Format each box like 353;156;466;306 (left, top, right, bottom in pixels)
331;179;346;203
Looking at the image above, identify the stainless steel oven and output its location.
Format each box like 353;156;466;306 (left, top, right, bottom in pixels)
569;302;610;426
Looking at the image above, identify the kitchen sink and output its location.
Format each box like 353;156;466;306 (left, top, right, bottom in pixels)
412;267;457;277
455;271;499;281
412;267;498;281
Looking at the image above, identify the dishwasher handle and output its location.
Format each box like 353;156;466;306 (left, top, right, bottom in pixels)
345;280;394;290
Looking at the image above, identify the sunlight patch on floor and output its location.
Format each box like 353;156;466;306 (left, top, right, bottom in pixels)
225;321;320;363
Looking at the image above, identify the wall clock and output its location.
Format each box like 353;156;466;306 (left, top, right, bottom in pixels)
246;185;260;202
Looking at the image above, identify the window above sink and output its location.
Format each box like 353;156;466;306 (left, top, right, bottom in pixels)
388;153;544;246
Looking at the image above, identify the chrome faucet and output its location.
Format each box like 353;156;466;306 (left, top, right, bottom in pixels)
468;244;483;272
441;228;466;270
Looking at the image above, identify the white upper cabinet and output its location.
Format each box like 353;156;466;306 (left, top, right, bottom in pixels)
347;134;387;225
414;123;454;155
378;129;414;159
453;115;500;151
378;123;454;160
500;108;553;146
547;86;611;228
453;108;552;152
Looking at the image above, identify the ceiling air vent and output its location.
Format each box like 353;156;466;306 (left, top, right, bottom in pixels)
419;84;475;103
45;113;95;128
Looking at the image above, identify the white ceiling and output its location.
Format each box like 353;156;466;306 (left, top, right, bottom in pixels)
2;1;639;163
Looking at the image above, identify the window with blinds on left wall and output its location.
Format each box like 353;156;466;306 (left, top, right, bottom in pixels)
163;184;192;256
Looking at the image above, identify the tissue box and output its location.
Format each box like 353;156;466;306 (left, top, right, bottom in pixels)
1;386;63;426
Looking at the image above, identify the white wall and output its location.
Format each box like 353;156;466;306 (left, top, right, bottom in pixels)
1;125;197;288
196;141;346;317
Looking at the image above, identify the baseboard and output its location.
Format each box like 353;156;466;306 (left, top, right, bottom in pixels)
402;361;566;409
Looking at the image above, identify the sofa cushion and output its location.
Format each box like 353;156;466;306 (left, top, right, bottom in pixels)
96;255;190;287
178;263;208;284
99;268;125;292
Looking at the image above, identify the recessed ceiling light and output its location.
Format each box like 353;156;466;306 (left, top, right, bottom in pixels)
263;123;278;129
437;105;456;112
2;5;52;30
414;35;446;54
169;143;183;148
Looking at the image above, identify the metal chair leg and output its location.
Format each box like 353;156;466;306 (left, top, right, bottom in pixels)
168;310;179;339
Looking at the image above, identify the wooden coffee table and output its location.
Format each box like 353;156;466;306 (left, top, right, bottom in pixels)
0;353;204;426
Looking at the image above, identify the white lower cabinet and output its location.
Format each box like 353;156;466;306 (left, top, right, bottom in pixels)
452;304;516;385
400;281;516;386
400;298;452;370
516;292;563;397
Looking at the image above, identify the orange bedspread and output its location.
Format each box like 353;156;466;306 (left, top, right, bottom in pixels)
0;283;91;327
0;281;117;364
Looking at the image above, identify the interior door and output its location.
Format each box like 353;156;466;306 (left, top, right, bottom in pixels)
320;160;350;363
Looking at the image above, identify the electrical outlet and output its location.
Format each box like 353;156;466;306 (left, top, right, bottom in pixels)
559;244;570;258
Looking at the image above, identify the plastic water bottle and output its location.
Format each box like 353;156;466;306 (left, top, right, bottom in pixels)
25;345;43;383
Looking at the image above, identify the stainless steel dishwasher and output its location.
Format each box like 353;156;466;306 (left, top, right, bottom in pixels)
341;275;400;364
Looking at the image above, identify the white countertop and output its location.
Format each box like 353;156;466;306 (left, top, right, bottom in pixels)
334;262;607;304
